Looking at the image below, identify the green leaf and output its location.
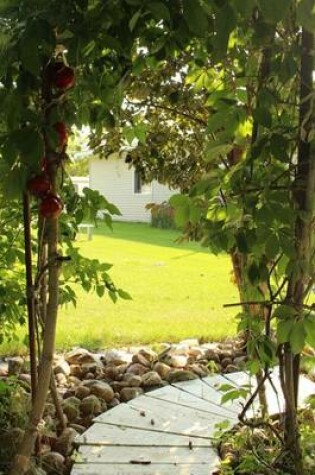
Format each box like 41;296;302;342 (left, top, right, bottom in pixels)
304;316;315;348
174;205;190;227
212;3;237;61
205;143;233;161
218;383;235;392
265;235;280;260
221;389;244;404
189;204;201;224
277;319;294;344
108;290;118;303
253;107;272;128
270;134;289;162
123;126;136;144
257;338;276;363
147;2;170;21
258;0;291;23
231;0;256;18
297;0;315;32
105;202;121;216
183;0;209;36
96;285;105;298
247;262;260;284
129;10;142;32
290;321;307;354
11;127;44;164
235;231;249;253
169;194;190;207
19;20;54;76
118;289;132;300
274;305;297;320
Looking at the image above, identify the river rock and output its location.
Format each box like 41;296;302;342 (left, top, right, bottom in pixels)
122;373;142;387
54;427;78;456
7;357;24;375
69;424;86;434
65;348;91;365
188;364;209;377
75;385;91;400
126;363;149;376
104;349;132;365
62;397;80;422
132;353;151;368
103;365;120;380
141;371;162;387
108;397;120;408
69;365;83;378
166;354;188;368
233;356;247;367
204;348;221;363
89;381;114;402
138;348;157;363
84;372;95;380
225;364;239;373
55;373;68;386
153;362;171;378
166;369;198;383
42;451;65;475
221;357;233;368
80;395;102;416
120;387;144;402
54;359;71;376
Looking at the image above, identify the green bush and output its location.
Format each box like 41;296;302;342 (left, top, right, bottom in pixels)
147;202;177;230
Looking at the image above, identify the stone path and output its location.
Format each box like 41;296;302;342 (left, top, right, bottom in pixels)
71;369;315;475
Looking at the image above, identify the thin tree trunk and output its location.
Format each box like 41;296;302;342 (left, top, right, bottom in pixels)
50;372;67;433
282;28;314;475
22;191;37;400
9;215;60;475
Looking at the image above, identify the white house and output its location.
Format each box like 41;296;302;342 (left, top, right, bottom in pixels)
89;153;175;223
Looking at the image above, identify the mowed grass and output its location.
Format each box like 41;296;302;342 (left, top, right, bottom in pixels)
57;222;238;349
2;222;239;354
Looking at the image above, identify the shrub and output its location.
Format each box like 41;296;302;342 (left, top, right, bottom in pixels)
146;202;177;230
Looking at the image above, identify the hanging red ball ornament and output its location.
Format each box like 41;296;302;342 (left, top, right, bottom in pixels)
40;194;63;218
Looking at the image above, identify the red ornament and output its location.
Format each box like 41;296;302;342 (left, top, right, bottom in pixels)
54;121;68;148
52;64;75;90
40;194;63;219
27;174;51;198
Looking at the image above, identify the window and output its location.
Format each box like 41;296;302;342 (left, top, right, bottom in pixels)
134;170;151;194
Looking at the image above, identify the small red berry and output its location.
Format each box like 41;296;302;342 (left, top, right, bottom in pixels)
40;194;63;219
52;64;75;90
54;121;68;148
27;174;51;198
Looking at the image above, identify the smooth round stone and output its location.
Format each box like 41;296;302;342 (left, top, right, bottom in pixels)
89;381;114;402
120;387;144;402
141;371;162;387
80;395;102;416
126;363;149;376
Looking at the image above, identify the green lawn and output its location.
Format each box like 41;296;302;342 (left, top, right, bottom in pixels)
3;222;239;354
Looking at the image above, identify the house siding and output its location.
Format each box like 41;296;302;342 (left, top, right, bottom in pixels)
89;155;175;223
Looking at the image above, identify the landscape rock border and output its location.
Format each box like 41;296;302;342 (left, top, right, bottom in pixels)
0;337;247;474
